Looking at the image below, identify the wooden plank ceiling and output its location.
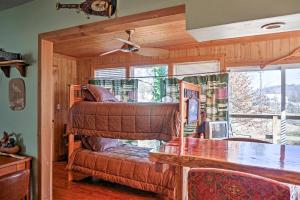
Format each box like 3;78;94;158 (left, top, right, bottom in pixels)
51;5;300;59
52;5;198;58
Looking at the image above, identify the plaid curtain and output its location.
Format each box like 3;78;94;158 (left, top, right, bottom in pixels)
160;78;179;102
183;73;229;122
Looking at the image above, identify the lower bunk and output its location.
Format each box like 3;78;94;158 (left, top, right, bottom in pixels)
67;143;175;198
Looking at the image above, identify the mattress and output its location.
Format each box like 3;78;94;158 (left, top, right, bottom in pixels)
67;145;175;197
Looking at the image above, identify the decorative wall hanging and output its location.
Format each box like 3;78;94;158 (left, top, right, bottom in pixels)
9;78;26;111
56;0;117;18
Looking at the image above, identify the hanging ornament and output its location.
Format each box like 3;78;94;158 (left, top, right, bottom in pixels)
56;0;117;18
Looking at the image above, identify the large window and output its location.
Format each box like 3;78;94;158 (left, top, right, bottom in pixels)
131;65;168;102
229;65;300;145
95;67;126;79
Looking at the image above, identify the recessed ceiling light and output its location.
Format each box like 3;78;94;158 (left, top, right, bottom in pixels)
261;22;286;30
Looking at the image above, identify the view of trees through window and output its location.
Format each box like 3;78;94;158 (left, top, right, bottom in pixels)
131;65;168;102
229;67;300;145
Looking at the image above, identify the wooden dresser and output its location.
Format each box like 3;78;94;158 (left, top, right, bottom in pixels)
0;155;32;199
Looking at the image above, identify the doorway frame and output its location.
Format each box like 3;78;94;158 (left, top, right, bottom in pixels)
37;5;186;200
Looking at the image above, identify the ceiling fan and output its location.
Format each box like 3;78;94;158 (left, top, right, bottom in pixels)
100;30;169;57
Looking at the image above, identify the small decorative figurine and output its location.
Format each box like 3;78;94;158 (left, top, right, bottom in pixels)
0;132;20;154
56;0;117;19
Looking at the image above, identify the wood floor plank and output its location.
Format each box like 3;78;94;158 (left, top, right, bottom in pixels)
53;162;158;200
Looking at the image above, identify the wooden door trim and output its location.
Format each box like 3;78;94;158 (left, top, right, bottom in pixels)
38;38;53;200
38;5;187;200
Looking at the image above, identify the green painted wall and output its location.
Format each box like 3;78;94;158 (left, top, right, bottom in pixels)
186;0;300;29
0;0;184;198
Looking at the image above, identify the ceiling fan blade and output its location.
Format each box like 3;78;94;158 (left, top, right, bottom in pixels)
100;49;121;56
114;37;141;48
136;48;169;57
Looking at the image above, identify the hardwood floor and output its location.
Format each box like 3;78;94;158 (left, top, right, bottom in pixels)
53;162;158;200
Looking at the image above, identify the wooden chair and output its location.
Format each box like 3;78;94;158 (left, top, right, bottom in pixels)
224;137;272;144
188;168;290;200
0;169;30;200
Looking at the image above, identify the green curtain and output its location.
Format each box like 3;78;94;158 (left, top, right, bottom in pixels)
183;73;229;122
160;78;179;102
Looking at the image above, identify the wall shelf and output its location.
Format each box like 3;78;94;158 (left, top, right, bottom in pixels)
0;60;29;78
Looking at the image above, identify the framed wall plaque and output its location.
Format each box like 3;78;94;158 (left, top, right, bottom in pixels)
9;78;25;111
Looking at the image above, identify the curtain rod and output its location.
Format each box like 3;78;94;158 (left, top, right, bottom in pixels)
90;71;228;80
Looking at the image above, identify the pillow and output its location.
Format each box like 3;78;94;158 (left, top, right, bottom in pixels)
81;136;120;152
81;86;96;101
85;84;119;102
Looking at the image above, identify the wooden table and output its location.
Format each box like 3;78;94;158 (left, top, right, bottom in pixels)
149;138;300;199
0;155;32;199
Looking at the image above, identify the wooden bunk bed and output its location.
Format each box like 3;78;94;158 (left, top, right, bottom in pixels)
66;81;201;199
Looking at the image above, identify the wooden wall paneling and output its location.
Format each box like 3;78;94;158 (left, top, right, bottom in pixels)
77;53;225;81
52;53;77;161
168;63;174;77
125;65;131;78
77;59;93;84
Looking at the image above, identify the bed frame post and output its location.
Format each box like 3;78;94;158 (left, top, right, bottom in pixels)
68;85;83;182
68;134;74;182
178;81;202;200
179;81;185;138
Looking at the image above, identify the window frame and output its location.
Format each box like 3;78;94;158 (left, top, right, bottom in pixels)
94;67;126;79
173;60;221;78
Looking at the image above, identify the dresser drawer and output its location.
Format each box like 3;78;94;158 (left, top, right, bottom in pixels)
0;163;26;177
0;165;17;177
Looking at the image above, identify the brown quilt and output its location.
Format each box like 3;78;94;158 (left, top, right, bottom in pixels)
67;145;175;197
67;102;179;142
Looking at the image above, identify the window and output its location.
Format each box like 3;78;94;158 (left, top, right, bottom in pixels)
230;69;281;115
131;65;168;102
286;68;300;145
95;67;126;79
130;64;168;148
229;65;300;145
174;61;220;79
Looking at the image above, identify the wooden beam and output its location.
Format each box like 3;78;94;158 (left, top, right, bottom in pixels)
41;5;185;42
38;38;53;200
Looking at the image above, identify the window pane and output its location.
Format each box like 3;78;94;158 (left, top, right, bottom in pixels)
229;70;281;115
286;119;300;145
286;68;300;115
95;67;126;79
131;65;168;102
229;69;281;142
230;117;276;143
286;68;300;145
